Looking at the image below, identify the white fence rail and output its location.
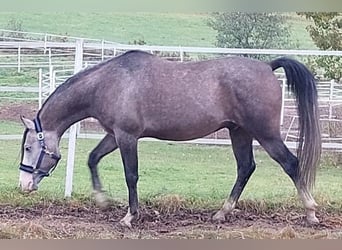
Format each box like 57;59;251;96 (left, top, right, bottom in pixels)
1;30;342;148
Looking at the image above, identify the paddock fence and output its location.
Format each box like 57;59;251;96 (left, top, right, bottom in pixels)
1;29;342;151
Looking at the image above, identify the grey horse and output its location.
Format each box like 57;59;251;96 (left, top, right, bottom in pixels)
18;50;321;227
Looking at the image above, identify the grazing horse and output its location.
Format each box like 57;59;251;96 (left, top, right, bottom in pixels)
18;50;321;228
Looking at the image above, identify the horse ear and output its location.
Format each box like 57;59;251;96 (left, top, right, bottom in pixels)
20;116;35;130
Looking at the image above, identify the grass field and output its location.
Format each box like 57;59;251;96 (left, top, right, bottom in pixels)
0;138;341;210
0;69;38;87
0;121;23;134
0;12;316;48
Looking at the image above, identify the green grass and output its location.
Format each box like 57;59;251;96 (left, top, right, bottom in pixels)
0;69;37;86
0;121;23;134
0;12;217;47
0;93;37;100
0;12;315;49
0;138;341;210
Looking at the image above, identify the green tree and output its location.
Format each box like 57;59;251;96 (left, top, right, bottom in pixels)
207;13;295;55
298;12;342;81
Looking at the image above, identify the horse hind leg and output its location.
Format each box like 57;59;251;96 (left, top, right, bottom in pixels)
213;127;256;221
257;136;319;224
88;133;118;208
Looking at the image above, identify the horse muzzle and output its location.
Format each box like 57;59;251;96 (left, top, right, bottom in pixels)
18;167;44;193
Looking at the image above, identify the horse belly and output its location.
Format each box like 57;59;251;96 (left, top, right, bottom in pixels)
143;115;225;141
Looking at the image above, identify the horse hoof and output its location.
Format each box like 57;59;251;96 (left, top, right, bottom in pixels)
307;217;319;224
306;210;319;224
212;210;226;222
119;210;138;229
94;191;109;208
119;218;132;229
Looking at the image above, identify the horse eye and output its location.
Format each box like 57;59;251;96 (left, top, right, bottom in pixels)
25;146;32;152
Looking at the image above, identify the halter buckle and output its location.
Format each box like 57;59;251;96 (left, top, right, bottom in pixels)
37;132;44;141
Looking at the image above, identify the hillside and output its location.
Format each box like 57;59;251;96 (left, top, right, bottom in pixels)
0;12;316;49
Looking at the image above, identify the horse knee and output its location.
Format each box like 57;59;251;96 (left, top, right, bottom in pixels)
126;173;139;186
88;151;100;168
238;159;256;177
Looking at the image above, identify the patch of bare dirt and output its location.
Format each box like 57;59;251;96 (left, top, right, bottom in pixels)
0;102;38;123
0;202;341;239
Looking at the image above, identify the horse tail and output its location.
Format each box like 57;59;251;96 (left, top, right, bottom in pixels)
270;57;321;192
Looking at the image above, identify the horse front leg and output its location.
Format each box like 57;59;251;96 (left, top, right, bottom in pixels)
88;133;118;207
115;131;139;228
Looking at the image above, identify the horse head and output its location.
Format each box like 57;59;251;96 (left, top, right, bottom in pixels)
19;116;61;192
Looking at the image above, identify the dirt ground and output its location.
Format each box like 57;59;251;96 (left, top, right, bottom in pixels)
0;102;38;123
0;201;341;239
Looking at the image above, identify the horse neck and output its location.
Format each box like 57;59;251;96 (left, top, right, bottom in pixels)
38;83;93;138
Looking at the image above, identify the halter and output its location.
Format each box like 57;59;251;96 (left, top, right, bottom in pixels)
19;118;61;177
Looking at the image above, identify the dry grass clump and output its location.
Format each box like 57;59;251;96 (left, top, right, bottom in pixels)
163;225;337;239
148;194;187;214
0;221;59;239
